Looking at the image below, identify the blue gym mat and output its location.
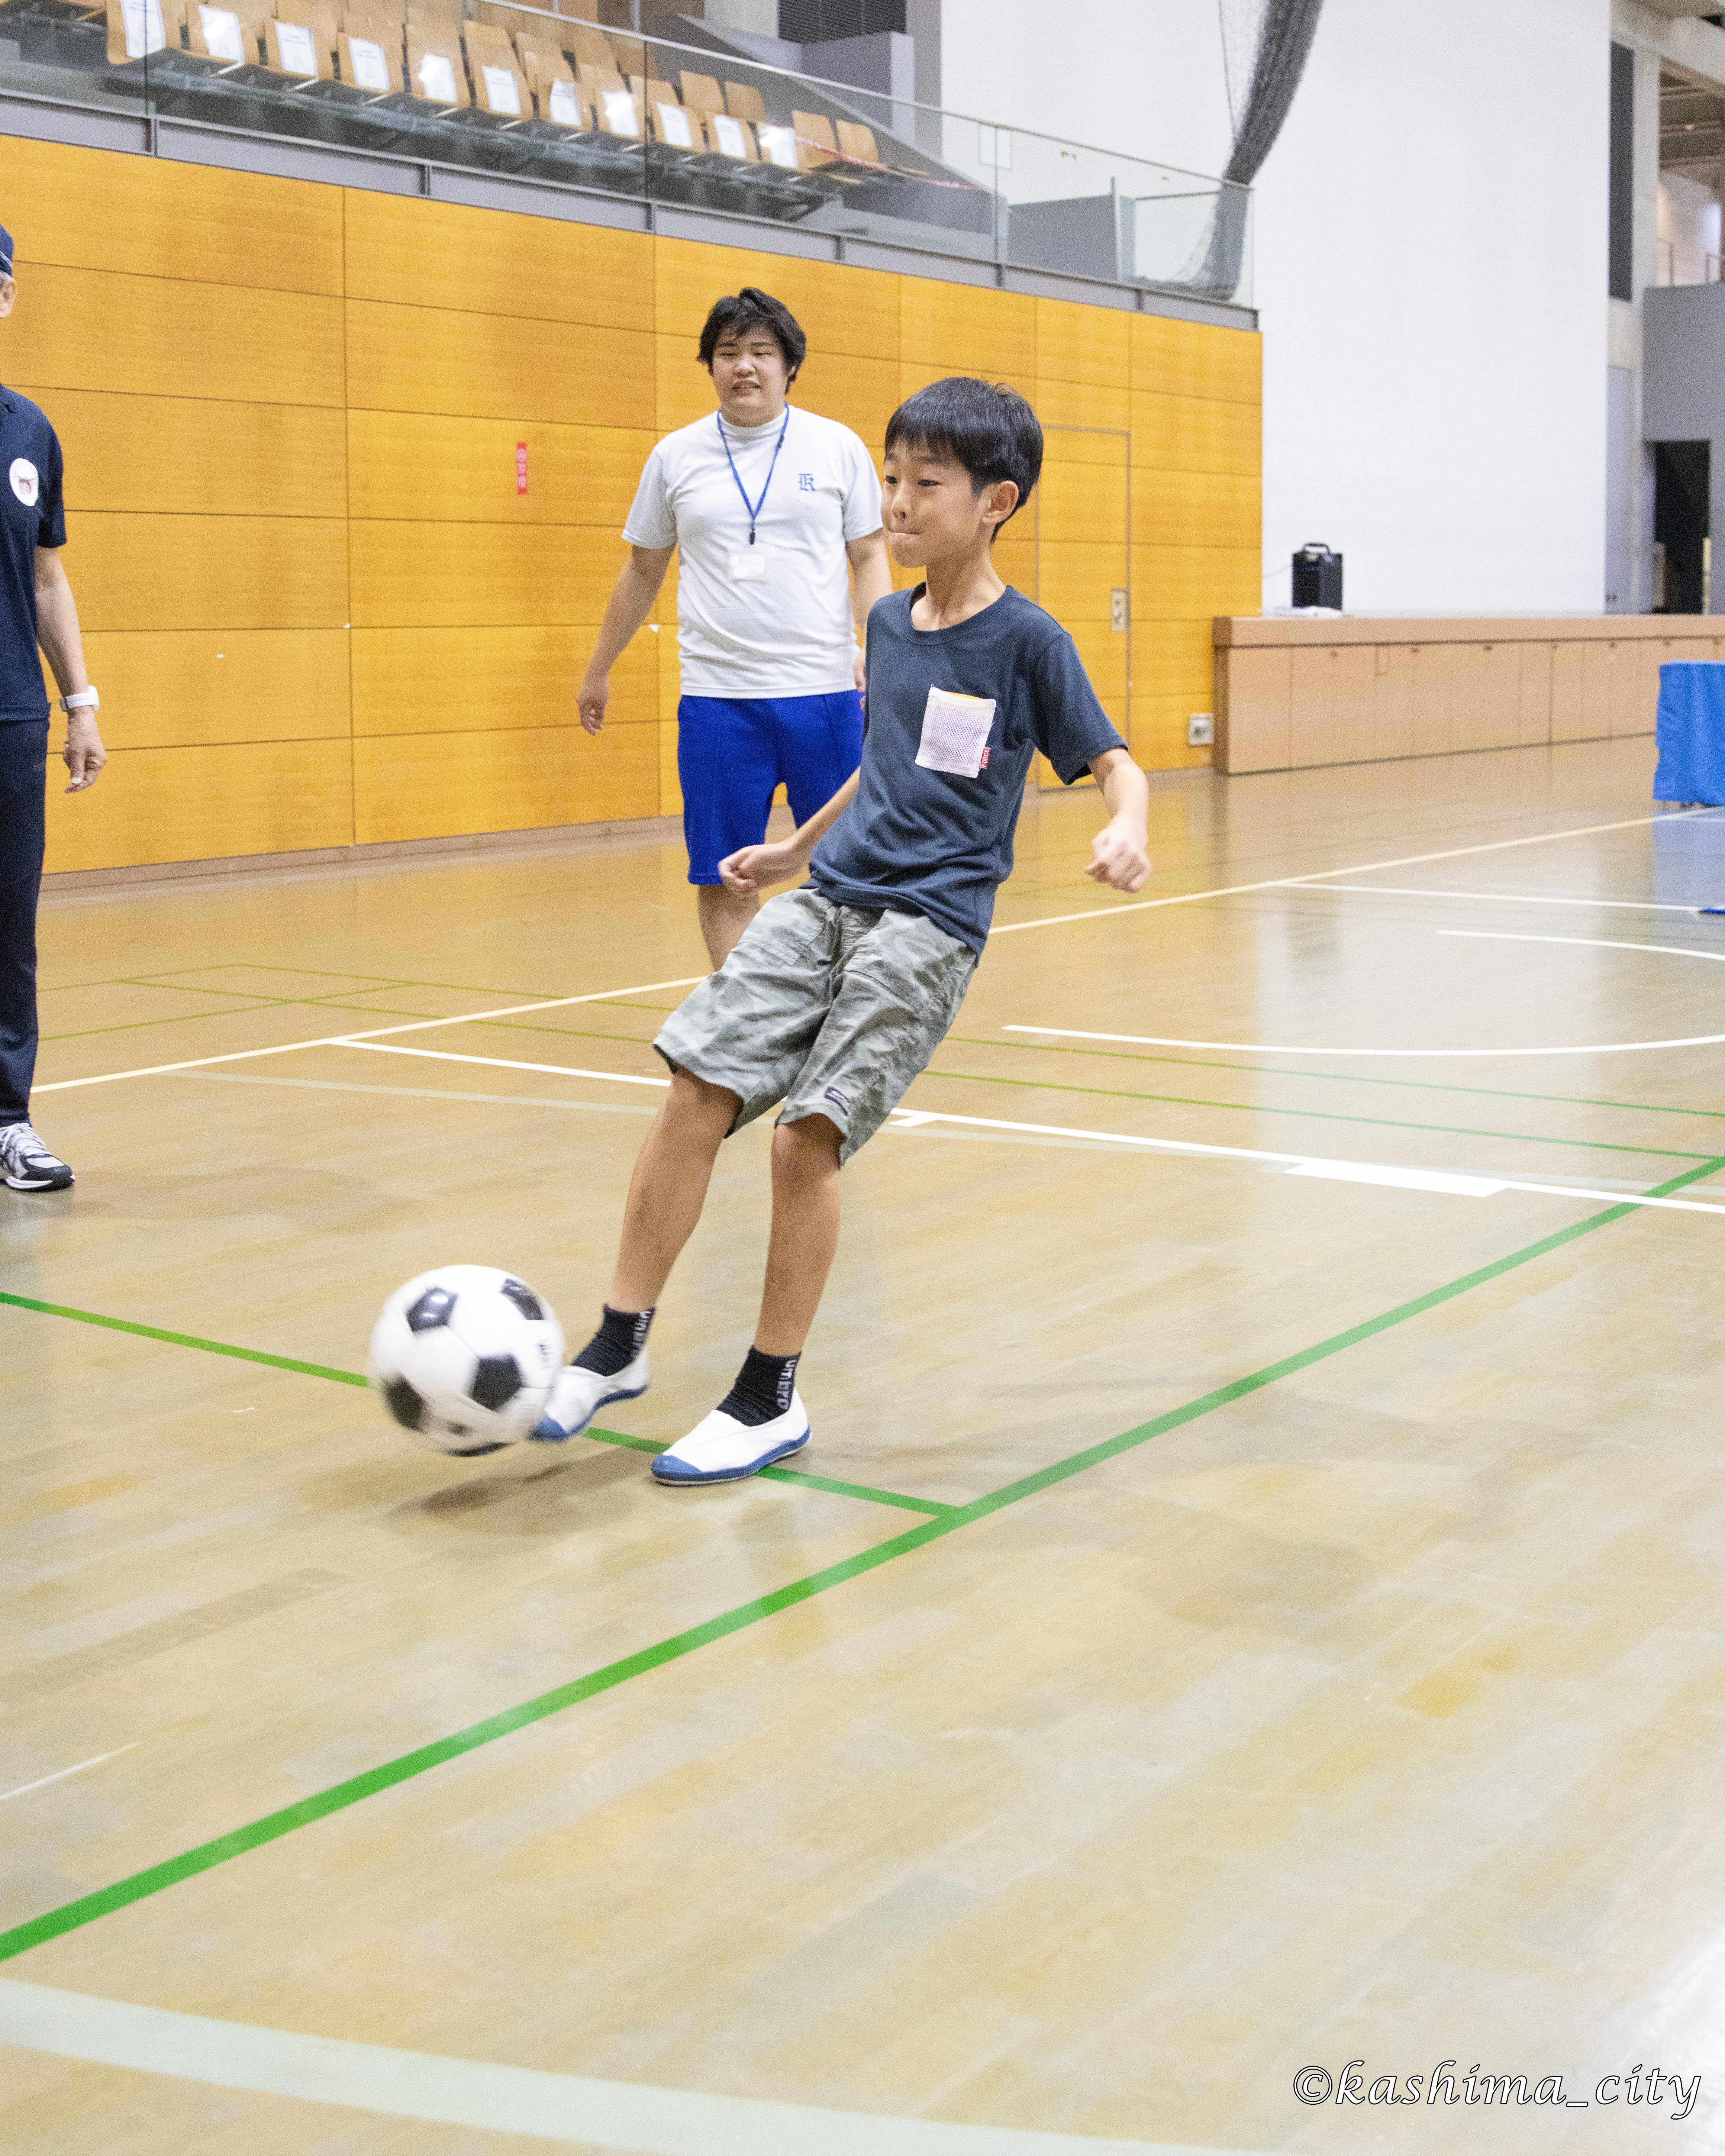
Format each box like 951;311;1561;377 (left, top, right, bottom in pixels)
1653;661;1725;807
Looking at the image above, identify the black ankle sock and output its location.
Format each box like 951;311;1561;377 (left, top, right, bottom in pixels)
718;1346;800;1428
573;1304;654;1378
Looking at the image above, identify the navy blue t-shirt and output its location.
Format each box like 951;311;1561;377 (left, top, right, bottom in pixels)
0;386;65;722
809;585;1126;954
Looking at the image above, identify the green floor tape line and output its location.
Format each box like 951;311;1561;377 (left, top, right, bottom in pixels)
0;1514;953;1966
0;1295;944;1518
578;1427;958;1516
3;1147;1720;1968
0;1292;368;1389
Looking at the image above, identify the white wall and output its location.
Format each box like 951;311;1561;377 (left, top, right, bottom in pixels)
938;0;1613;616
936;0;1229;175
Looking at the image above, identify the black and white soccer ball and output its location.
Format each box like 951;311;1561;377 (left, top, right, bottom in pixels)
367;1266;565;1456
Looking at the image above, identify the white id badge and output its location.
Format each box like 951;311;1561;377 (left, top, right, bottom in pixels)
729;548;769;582
915;686;996;777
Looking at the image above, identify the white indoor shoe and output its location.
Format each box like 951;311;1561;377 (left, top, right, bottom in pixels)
651;1391;809;1486
531;1349;650;1442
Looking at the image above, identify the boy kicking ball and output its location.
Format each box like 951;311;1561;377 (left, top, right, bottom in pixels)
535;377;1151;1484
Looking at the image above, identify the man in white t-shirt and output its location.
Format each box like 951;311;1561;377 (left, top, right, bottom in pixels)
578;288;890;967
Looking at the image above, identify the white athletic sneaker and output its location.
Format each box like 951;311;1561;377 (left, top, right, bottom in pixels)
651;1391;810;1486
530;1349;650;1442
0;1121;73;1192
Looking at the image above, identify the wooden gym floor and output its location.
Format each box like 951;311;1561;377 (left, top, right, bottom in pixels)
3;733;1724;2155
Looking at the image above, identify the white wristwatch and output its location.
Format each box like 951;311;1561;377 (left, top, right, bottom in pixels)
61;688;99;713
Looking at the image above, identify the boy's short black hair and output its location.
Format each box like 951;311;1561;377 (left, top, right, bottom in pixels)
884;377;1042;527
697;288;807;381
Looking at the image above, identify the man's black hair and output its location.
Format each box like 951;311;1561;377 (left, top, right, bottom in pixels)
883;377;1042;527
697;288;807;381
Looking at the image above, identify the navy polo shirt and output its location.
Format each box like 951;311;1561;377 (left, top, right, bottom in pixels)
0;385;65;722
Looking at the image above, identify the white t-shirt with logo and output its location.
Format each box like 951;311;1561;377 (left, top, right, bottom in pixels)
622;405;882;698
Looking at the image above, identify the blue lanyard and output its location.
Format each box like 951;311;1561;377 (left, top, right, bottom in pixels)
717;406;791;545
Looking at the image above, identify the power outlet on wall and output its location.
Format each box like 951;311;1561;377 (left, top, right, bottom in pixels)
1187;713;1215;746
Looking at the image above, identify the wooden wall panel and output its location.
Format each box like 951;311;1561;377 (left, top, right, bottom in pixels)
75;630;351;749
7;267;345;406
899;282;1035;379
1551;642;1585;742
1034;381;1130;433
1132;313;1261;404
1288;647;1335;769
343;193;654;330
1611;639;1654;736
350;626;657;736
653;239;902;363
353;720;658;844
1129;390;1259;477
1132;545;1260;620
1136;619;1215;695
1134;469;1259;551
71;514;348;633
349;523;619;628
1373;645;1414;761
9;133;1265;873
793;353;902;455
1578;642;1614;738
1216;648;1289;774
1449;643;1520;753
345;301;656;428
1409;646;1453;756
1038;461;1129;547
44;739;354;870
1038;542;1126;625
23;388;343;519
1516;643;1552;746
1328;646;1376;764
1130;690;1214;771
1035;300;1131;391
8;141;343;294
655;334;721;433
1218;622;1671;775
346;413;655;527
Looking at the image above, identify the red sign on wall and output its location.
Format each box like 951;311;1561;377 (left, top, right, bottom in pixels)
516;442;528;496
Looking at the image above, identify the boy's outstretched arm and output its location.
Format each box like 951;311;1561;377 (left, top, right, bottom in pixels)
1084;747;1152;892
718;769;861;895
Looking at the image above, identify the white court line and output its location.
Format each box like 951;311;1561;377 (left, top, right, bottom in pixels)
33;812;1708;1097
1005;1022;1725;1059
228;1044;1721;1217
1007;916;1725;1061
196;1069;1695;1200
0;1979;1243;2156
1441;929;1725;964
885;1108;1725;1217
1299;882;1717;912
32;976;704;1096
194;1074;658;1116
987;810;1709;937
341;1042;671;1088
0;1745;138;1805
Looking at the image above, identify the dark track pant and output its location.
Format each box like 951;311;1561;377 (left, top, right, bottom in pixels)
0;718;48;1124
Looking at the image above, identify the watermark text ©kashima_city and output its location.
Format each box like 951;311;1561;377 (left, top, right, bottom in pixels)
1292;2060;1701;2118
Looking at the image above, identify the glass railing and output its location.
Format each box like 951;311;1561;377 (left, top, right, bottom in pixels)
1;0;1251;304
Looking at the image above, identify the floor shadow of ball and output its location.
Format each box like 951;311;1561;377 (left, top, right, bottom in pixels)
385;1444;645;1534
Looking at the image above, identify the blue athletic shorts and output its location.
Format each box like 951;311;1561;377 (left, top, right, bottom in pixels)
677;691;865;886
